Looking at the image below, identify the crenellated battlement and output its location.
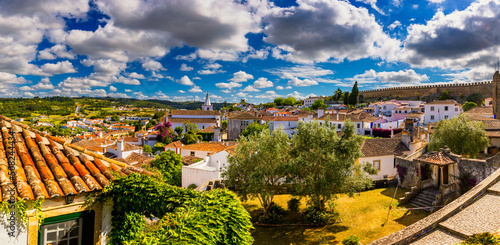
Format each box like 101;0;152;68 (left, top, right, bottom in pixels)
360;81;493;99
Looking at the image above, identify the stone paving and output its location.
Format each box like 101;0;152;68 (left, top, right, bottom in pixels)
410;228;463;245
439;193;500;236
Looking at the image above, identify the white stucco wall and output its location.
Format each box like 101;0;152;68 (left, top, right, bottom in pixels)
359;155;396;181
101;200;113;245
424;104;462;124
0;207;27;245
179;149;212;158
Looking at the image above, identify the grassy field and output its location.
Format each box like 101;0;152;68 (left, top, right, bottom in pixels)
242;187;429;245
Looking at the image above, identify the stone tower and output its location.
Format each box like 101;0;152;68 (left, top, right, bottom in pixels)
202;92;213;111
495;71;500;119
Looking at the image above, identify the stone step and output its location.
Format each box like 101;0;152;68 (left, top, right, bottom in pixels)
414;194;436;203
408;199;433;208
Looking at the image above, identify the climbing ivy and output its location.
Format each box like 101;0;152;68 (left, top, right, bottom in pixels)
34;197;45;228
91;173;254;245
15;198;28;224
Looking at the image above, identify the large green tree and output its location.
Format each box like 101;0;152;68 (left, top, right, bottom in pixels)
149;150;183;186
284;97;297;106
182;122;202;144
463;101;477;112
224;128;289;214
311;99;327;110
288;119;374;211
240;121;268;138
428;114;489;158
274;97;285;106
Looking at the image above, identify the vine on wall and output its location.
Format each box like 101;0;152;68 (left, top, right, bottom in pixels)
90;173;254;245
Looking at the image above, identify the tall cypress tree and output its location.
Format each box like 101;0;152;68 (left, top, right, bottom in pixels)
349;81;359;106
343;92;350;105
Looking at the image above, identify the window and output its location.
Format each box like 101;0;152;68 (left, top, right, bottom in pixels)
430;106;435;111
444;115;449;119
373;160;381;171
190;151;195;156
383;106;386;110
444;106;448;111
39;211;94;245
455;108;458;112
337;124;341;129
430;115;435;120
357;123;360;128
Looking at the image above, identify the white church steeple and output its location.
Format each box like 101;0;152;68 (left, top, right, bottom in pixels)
202;92;213;111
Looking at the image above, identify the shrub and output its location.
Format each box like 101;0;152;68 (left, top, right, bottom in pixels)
287;197;301;212
258;203;285;224
342;235;361;245
462;232;500;245
187;184;197;190
304;207;331;225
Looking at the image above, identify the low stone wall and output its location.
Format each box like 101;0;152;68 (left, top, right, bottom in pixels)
396;157;419;188
370;164;500;245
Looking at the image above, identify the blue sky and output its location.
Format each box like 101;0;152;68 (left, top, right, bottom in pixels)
1;0;498;103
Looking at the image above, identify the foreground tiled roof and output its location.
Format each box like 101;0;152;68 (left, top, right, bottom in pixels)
360;138;409;157
182;155;203;166
417;150;456;166
0;115;152;201
268;116;299;121
171;110;220;116
168;118;217;124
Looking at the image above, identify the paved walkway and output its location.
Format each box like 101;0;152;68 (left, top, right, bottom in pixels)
408;183;500;244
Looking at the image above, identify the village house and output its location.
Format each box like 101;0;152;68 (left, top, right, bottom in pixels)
359;138;410;182
227;112;261;140
423;100;462;124
182;145;237;188
268;116;299;137
105;140;142;159
303;96;320;107
166;142;229;158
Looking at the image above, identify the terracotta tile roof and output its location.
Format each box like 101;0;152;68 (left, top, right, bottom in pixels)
171;110;220;116
228;112;260;120
485;130;500;138
73;140;104;152
125;152;153;166
165;141;183;149
199;126;215;133
269;116;299;121
0;115;153;202
122;136;140;142
470;117;500;129
426;100;461;106
180;142;228;152
108;142;142;151
464;106;493;116
406;112;424;118
418;151;456;165
360;138;409;157
168;118;217;124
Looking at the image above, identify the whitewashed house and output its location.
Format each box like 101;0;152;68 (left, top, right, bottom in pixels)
423;100;462;124
359;138;410;181
106;141;142;159
170;142;229;158
268;116;299;137
304;96;320;107
181;145;236;188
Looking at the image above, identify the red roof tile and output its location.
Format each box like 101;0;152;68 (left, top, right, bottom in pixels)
0;115;152;201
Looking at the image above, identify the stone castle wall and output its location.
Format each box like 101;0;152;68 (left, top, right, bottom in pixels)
360;81;493;99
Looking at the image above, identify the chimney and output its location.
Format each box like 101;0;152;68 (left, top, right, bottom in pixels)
390;127;394;138
337;113;339;121
117;140;124;152
318;108;324;118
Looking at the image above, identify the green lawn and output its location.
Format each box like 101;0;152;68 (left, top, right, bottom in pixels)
242;187;429;245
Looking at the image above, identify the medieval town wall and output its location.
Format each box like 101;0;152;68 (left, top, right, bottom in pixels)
360;81;493;99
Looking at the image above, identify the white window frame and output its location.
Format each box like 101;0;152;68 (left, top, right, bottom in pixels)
42;218;83;245
373;160;381;171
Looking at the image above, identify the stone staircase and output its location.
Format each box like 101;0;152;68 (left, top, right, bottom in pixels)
407;188;440;211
